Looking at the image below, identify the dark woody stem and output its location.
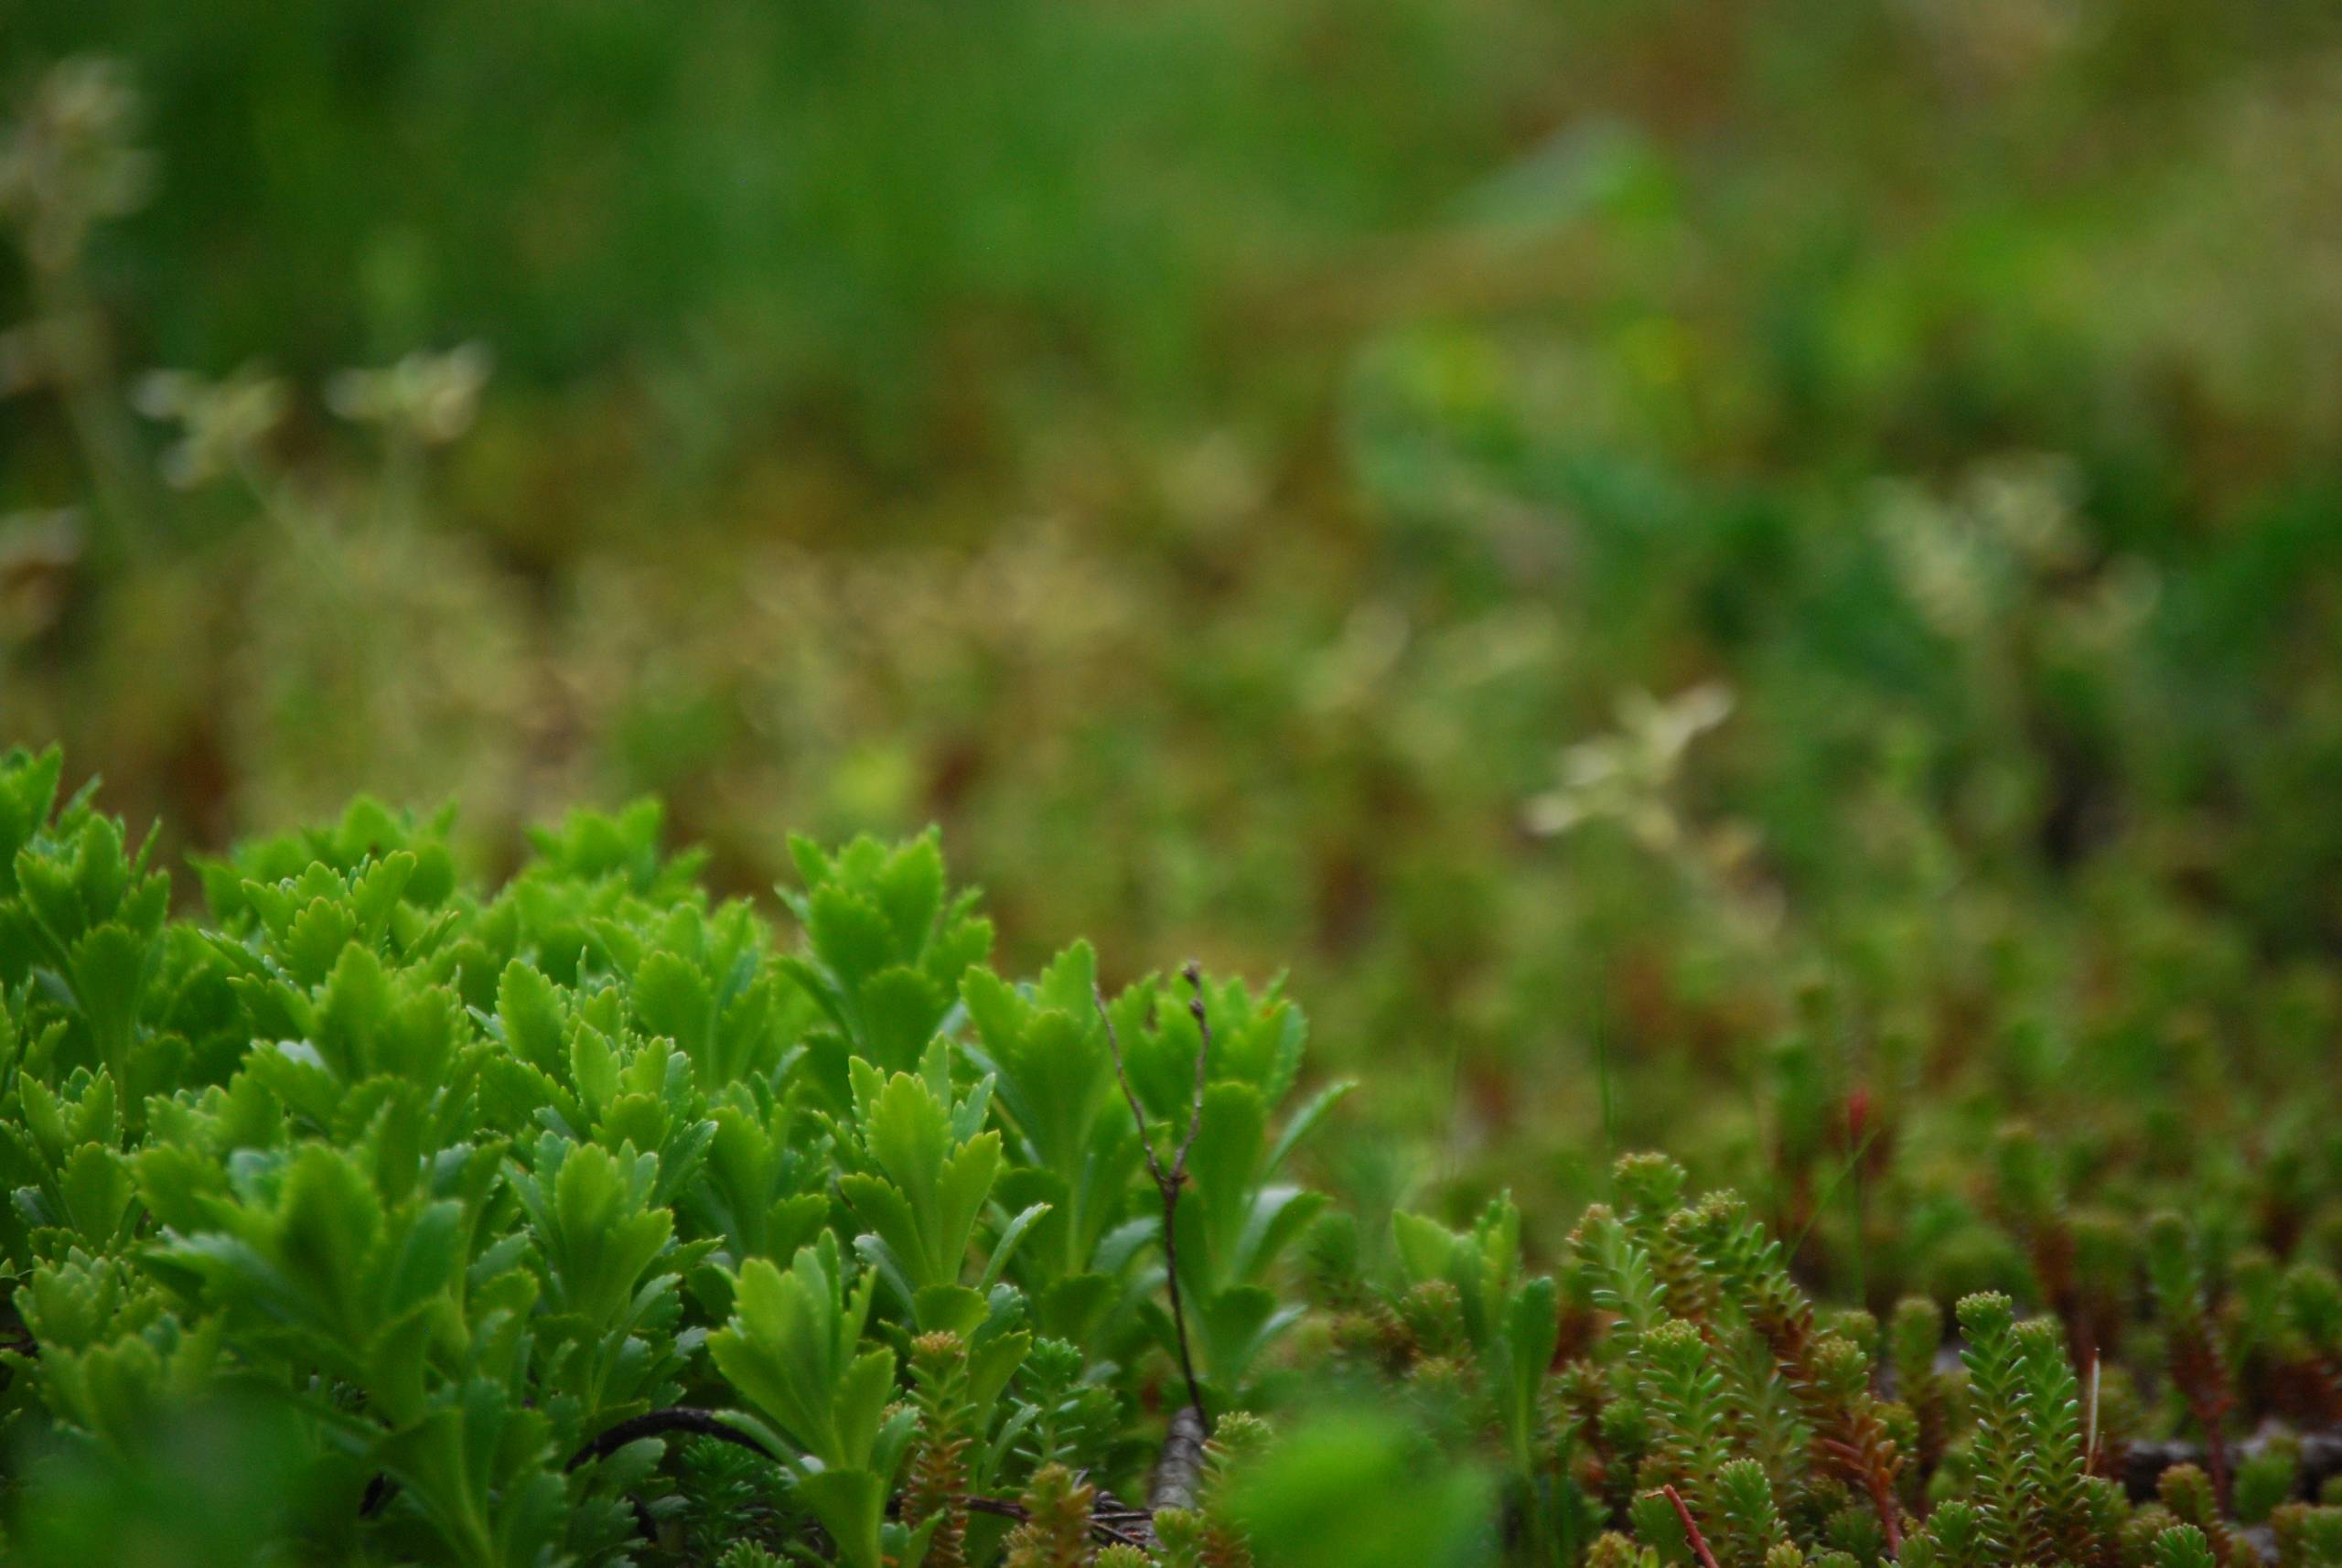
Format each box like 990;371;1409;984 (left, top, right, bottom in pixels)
1095;960;1214;1434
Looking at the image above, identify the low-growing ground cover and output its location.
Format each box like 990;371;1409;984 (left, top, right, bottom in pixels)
5;742;2342;1568
10;6;2342;1568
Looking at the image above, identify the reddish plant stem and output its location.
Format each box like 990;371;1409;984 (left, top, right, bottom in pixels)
2192;1390;2233;1509
1661;1485;1723;1568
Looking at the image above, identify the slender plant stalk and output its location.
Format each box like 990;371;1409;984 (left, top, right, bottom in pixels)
1096;961;1213;1431
31;267;155;568
1663;1485;1724;1568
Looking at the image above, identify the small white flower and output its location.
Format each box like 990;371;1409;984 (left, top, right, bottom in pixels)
327;342;493;445
131;364;288;489
1524;681;1733;845
0;58;156;274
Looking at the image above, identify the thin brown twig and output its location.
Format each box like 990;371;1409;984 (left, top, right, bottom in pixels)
1095;961;1213;1431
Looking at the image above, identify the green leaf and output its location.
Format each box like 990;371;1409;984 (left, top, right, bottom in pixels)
833;1346;897;1466
66;923;151;1099
709;1240;888;1472
1500;1275;1559;1469
860;967;949;1069
843;1064;1003;1295
808;887;896;991
317;943;392;1079
981;1201;1052;1292
380;1199;467;1318
274;1144;384;1342
57;1144;135;1244
517;1138;673;1328
281;898;357;987
794;1467;890;1568
633;950;715;1072
497;961;567;1076
1266;1081;1354;1175
964;1327;1030;1412
910;1283;988;1337
871;833;945;956
1393;1211;1461;1285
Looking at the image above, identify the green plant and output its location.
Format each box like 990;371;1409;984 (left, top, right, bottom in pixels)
0;746;1344;1566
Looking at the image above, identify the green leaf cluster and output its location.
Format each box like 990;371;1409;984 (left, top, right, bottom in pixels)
0;748;1338;1568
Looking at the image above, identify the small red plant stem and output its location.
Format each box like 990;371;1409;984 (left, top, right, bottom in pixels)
1865;1461;1906;1555
1662;1486;1723;1568
2194;1391;2232;1508
2171;1324;2234;1507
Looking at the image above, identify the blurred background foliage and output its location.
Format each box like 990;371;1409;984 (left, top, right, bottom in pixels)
8;0;2342;1267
